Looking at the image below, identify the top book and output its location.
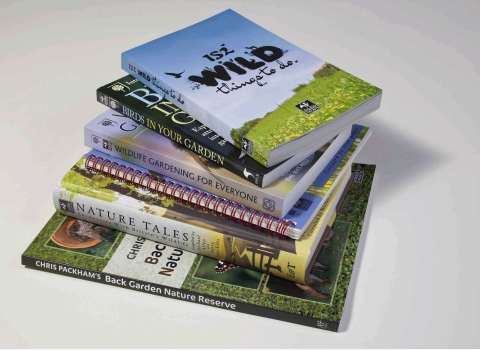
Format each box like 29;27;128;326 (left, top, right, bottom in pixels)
122;9;382;167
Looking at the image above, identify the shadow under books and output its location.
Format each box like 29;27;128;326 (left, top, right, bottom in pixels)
356;117;448;206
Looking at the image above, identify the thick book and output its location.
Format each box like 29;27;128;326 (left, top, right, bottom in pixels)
54;153;351;284
85;109;356;217
96;76;350;188
121;9;382;167
23;163;376;331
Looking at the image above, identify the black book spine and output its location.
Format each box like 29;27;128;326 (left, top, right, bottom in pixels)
97;79;267;187
22;255;339;332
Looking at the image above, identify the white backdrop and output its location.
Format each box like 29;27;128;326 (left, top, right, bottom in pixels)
1;0;479;347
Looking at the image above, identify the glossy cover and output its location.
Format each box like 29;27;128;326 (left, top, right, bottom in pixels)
97;75;329;188
24;163;376;331
122;9;381;165
85;109;353;217
53;150;350;282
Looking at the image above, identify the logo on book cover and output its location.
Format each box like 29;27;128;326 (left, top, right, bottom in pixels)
98;93;109;106
241;136;254;155
109;98;120;111
262;198;275;212
295;100;321;114
91;135;101;145
293;198;312;211
98;118;117;127
317;319;328;329
108;82;131;93
58;199;75;214
103;139;112;151
352;170;364;183
243;168;254;180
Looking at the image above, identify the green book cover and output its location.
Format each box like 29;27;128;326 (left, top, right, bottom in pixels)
23;164;376;331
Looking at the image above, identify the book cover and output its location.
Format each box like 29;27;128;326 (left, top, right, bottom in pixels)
121;10;382;166
85;109;358;217
97;76;345;188
23;163;376;331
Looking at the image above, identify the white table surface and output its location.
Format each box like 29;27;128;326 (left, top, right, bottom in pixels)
1;0;479;347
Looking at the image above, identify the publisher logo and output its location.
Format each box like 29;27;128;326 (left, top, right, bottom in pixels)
98;93;109;106
317;320;328;329
58;199;75;214
103;139;112;151
262;198;275;212
242;136;254;155
109;98;120;111
91;135;101;144
295;100;321;114
109;82;130;93
352;170;364;183
98;118;117;127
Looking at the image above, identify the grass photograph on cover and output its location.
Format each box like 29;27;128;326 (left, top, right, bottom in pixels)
231;64;381;163
182;164;376;322
193;256;264;289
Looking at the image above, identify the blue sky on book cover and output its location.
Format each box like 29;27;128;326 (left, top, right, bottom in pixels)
122;10;380;167
123;10;323;134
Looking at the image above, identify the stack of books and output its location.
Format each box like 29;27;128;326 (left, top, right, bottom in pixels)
22;10;381;331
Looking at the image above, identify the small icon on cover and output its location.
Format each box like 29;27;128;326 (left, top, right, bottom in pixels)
295;100;321;114
99;118;117;127
98;93;109;106
243;168;254;179
91;135;101;144
317;320;328;329
58;199;75;214
109;98;120;110
108;82;130;92
293;198;312;211
103;140;112;151
242;136;254;155
262;198;275;212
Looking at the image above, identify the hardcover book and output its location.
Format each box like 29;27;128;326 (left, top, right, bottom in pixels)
23;163;376;331
121;9;382;167
85;109;360;217
96;76;350;187
51;146;356;283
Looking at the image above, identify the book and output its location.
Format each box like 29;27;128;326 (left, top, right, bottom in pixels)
57;119;367;243
23;163;376;331
121;9;382;167
51;145;358;283
85;109;355;217
96;76;350;188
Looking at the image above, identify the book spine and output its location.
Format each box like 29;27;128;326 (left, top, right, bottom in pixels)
22;255;338;331
53;185;307;283
84;125;285;216
97;79;266;187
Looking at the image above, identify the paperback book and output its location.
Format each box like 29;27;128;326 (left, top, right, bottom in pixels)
121;9;382;166
96;76;347;188
23;163;376;331
85;109;357;217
